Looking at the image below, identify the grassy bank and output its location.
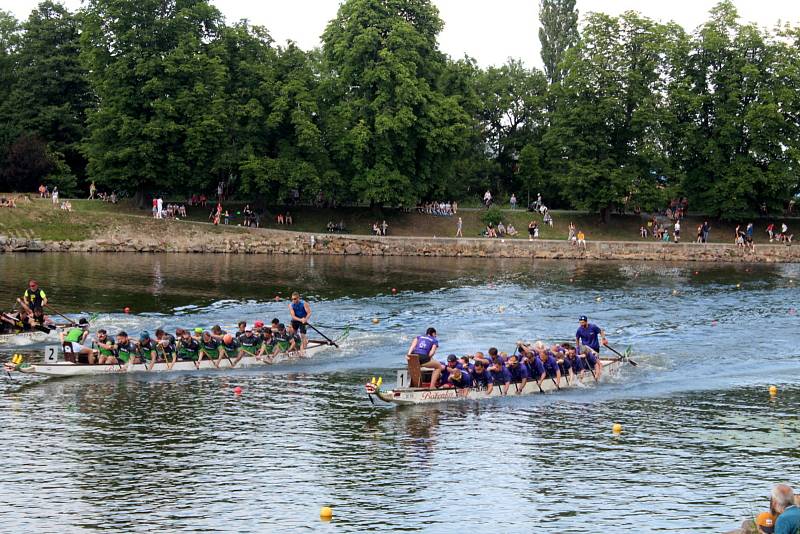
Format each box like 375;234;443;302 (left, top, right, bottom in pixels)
0;194;793;245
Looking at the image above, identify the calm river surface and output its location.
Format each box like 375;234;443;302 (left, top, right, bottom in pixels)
0;254;799;533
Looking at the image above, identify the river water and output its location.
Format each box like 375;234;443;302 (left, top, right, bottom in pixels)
0;254;798;533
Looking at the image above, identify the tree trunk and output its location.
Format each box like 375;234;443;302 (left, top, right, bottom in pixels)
134;187;146;210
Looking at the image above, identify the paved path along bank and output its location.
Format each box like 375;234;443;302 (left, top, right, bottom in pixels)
0;228;798;263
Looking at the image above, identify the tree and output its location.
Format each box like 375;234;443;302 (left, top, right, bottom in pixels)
539;0;579;85
475;59;548;196
320;0;470;206
7;2;91;184
545;12;671;221
0;11;21;156
674;1;800;218
81;0;227;200
1;134;51;191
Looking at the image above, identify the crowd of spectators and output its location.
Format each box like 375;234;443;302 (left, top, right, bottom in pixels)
418;201;457;216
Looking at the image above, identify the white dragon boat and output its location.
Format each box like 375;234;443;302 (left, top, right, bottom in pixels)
366;357;626;406
6;339;336;377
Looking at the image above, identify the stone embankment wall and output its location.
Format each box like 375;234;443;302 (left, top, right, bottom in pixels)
0;231;798;263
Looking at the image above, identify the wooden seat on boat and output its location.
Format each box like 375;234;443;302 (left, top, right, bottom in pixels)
62;342;77;363
407;356;434;388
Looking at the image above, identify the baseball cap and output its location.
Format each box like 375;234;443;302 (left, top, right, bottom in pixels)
756;512;775;533
579;315;588;322
254;321;264;328
447;354;457;362
194;327;203;334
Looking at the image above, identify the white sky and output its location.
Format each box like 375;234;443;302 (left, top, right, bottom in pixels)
6;0;800;68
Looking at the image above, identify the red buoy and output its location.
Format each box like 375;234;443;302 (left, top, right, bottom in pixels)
391;288;397;294
233;386;243;395
123;307;131;314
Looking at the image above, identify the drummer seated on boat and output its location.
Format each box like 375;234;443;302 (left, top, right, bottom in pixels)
506;354;529;393
94;329;117;364
60;318;96;364
488;354;512;395
405;327;442;390
444;367;472;389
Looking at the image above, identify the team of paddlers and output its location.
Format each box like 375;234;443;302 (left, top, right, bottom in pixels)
405;316;608;393
58;292;313;368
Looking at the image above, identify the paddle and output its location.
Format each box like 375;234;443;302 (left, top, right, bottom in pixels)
44;304;76;326
307;323;338;347
579;355;599;383
604;343;638;367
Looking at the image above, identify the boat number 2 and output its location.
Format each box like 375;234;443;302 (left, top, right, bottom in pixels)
45;346;59;363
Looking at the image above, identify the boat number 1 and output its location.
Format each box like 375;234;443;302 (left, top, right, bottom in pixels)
45;346;59;363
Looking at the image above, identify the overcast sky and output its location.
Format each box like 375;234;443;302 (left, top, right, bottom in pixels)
7;0;800;68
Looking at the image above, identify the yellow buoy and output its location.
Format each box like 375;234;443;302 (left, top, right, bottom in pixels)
612;423;622;434
769;385;778;396
320;506;333;520
371;318;379;324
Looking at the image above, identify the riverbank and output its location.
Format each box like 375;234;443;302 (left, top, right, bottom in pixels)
0;195;797;262
1;225;798;263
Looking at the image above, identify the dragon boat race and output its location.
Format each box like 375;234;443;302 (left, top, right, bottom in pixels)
3;0;800;532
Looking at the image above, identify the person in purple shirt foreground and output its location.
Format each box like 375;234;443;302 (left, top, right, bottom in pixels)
444;367;472;389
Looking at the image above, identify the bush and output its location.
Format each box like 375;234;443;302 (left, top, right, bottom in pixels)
482;205;503;227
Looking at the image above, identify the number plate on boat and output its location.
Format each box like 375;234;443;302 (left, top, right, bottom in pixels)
44;346;59;363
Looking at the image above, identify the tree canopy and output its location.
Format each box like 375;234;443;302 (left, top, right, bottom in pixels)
0;0;798;219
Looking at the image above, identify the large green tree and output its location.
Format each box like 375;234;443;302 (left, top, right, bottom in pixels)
320;0;470;206
538;0;579;85
475;59;548;197
0;11;21;154
546;12;671;220
674;1;800;218
81;0;227;199
6;1;91;188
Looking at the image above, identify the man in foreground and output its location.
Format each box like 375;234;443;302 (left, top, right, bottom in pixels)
773;484;800;534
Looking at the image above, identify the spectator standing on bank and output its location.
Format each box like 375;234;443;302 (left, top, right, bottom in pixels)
510;194;517;210
456;217;463;237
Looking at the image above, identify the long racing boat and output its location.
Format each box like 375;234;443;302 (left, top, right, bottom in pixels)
7;339;336;377
366;357;625;406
